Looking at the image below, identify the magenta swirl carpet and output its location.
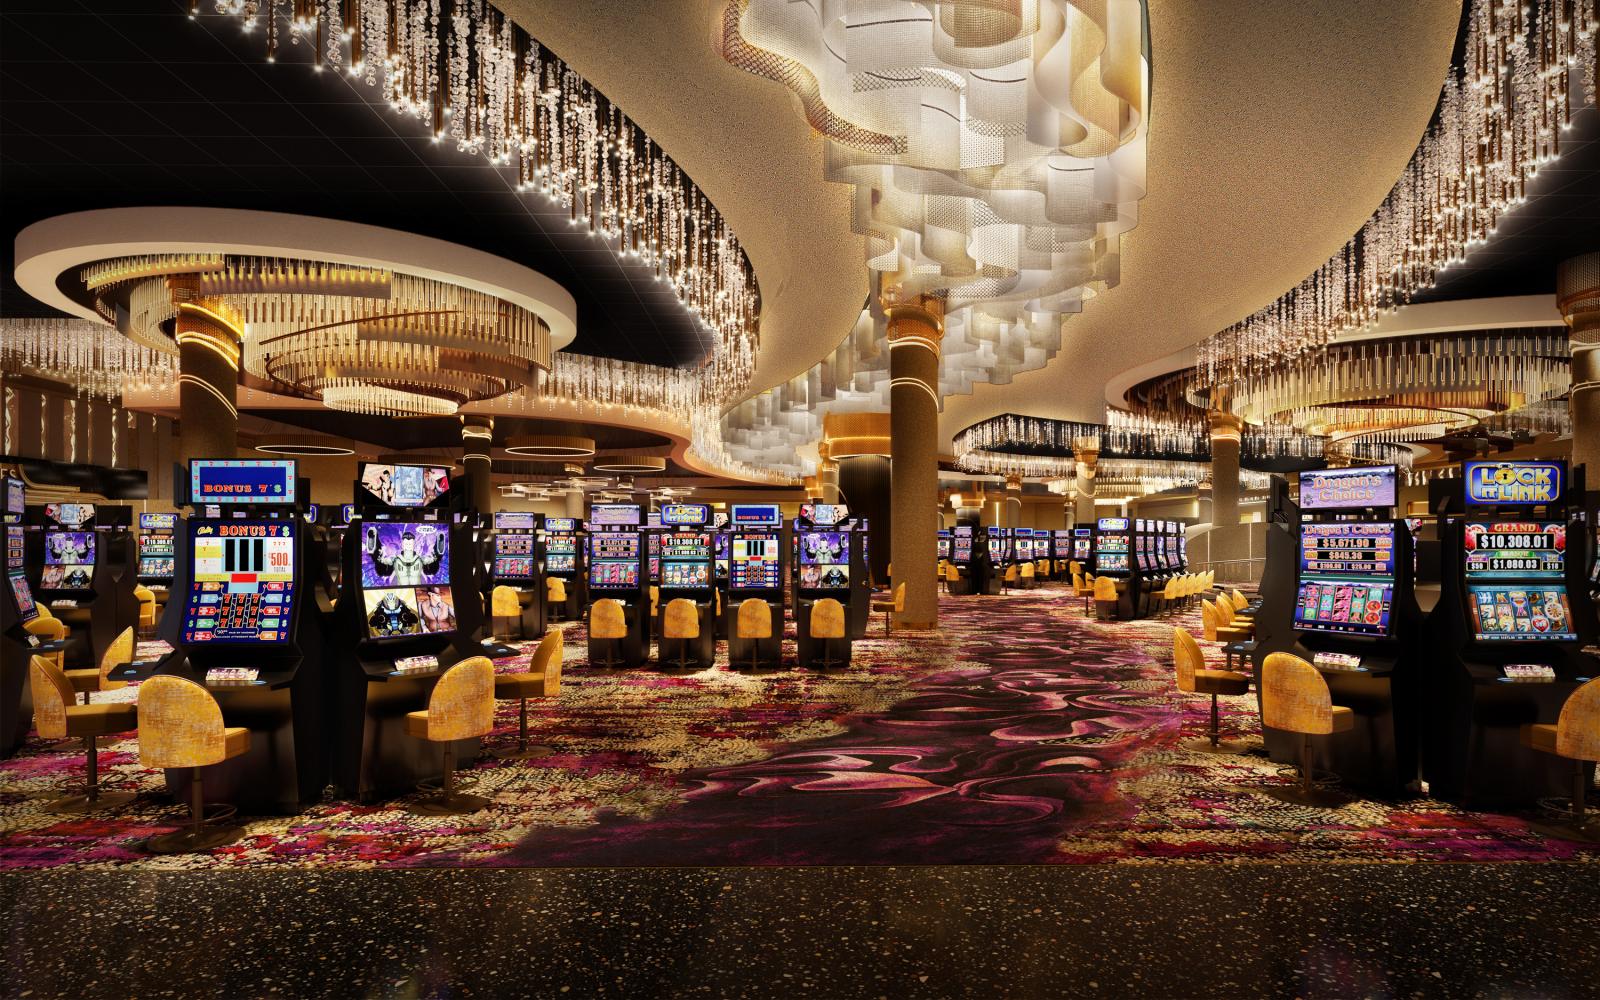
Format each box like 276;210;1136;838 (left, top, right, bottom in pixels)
1;587;1595;868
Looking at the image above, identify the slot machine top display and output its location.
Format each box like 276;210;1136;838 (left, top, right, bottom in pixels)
355;462;452;511
1459;460;1576;644
729;504;782;591
1298;465;1398;512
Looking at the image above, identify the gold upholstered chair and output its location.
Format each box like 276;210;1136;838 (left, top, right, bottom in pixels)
64;626;133;704
870;582;906;637
1261;652;1353;807
28;655;139;813
405;657;496;815
134;585;158;637
138;674;250;852
589;598;627;668
490;586;523;639
1071;572;1094;614
1174;627;1250;754
23;615;67;670
1520;676;1600;840
493;630;562;760
546;576;568;622
661;598;700;669
809;598;846;670
648;585;661;637
1002;564;1019;592
944;562;961;592
1020;562;1036;589
1092;575;1118;619
735;598;773;670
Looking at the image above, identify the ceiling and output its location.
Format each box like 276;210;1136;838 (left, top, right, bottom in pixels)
0;0;709;368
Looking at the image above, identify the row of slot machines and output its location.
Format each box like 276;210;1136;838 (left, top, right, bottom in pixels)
1089;518;1188;618
1248;460;1600;809
941;525;1095;594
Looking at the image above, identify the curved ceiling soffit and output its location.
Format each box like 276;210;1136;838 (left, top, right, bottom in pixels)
937;0;1464;447
497;0;870;397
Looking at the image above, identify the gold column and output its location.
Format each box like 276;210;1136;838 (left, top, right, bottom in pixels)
885;292;943;630
1559;252;1600;485
564;487;586;521
817;444;841;504
461;415;494;515
1072;440;1098;527
1004;474;1023;529
1209;411;1243;527
170;281;242;463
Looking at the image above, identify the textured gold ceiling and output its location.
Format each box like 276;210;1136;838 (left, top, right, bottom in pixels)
502;0;1462;447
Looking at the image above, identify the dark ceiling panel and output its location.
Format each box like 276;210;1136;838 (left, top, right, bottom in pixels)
0;0;710;368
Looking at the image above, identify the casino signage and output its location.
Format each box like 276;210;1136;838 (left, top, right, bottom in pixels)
1464;461;1564;506
1299;466;1397;511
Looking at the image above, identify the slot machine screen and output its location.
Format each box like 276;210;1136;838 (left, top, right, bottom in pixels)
494;556;535;579
730;535;780;589
494;512;537;530
1294;523;1396;636
357;463;450;508
7;570;38;623
359;522;455;639
43;503;95;528
181;520;297;643
938;533;951;560
799;503;847;526
1467;586;1576;642
546;536;577;555
1462;522;1565;579
495;533;535;556
40;531;95;591
546;553;575;573
1073;529;1092;561
3;477;22;517
953;536;973;561
661;562;710;587
589;534;641;588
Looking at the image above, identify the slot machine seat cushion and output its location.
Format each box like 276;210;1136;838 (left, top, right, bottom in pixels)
590;599;628;641
138;675;251;769
809;599;846;640
491;586;522;618
1521;677;1600;762
64;626;135;701
1092;576;1117;602
663;598;701;640
1262;653;1354;736
494;631;563;700
30;657;139;740
404;657;495;743
547;578;567;605
736;599;772;640
1174;629;1251;697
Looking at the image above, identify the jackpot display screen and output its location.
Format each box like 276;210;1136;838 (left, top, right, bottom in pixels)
730;534;780;589
1468;585;1576;641
1463;522;1565;579
546;536;577;555
359;522;455;639
1298;523;1397;577
181;520;296;643
5;525;22;571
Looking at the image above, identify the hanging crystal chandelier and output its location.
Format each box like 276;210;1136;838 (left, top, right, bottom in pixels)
210;1;760;397
1196;0;1598;387
0;318;179;400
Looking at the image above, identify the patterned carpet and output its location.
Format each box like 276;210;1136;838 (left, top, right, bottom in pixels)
1;586;1595;869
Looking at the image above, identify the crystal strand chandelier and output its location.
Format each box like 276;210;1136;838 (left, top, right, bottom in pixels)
0;318;179;400
1196;0;1597;387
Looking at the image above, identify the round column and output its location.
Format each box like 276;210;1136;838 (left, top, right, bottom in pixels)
1072;444;1098;527
1559;252;1600;486
564;487;586;521
818;453;841;505
1209;411;1243;527
460;415;494;515
886;296;943;631
172;294;242;463
1004;474;1022;529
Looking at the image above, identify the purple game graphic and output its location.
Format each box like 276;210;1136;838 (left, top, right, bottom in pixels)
360;522;450;587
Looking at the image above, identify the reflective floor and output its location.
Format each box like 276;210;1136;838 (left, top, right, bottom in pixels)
3;862;1597;998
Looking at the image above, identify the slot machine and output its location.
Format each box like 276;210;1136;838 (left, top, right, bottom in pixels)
1050;529;1072;579
586;502;650;667
333;461;486;801
950;525;982;595
984;526;1009;594
1264;464;1420;795
1092;517;1130;616
1425;460;1597;807
3;475;43;755
655;502;716;667
541;515;585;618
713;517;731;637
1072;525;1094;570
27;500;138;670
937;529;951;564
112;458;328;813
136;510;178;593
1126;519;1156;616
489;510;546;640
793;502;868;664
725;503;785;667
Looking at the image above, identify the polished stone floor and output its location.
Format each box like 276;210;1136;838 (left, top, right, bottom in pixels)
3;862;1596;998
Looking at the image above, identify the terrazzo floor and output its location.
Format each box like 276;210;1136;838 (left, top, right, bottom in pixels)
3;863;1597;998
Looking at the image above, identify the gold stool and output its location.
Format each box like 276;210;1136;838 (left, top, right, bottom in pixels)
493;631;562;760
28;655;138;813
1174;628;1250;754
1520;677;1600;842
809;598;846;670
134;585;158;638
405;657;495;816
64;626;134;705
662;598;700;669
546;576;568;622
735;598;773;670
138;675;250;852
870;582;905;637
1261;652;1353;807
589;598;627;668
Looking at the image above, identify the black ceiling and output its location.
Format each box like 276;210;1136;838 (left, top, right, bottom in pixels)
0;0;711;368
